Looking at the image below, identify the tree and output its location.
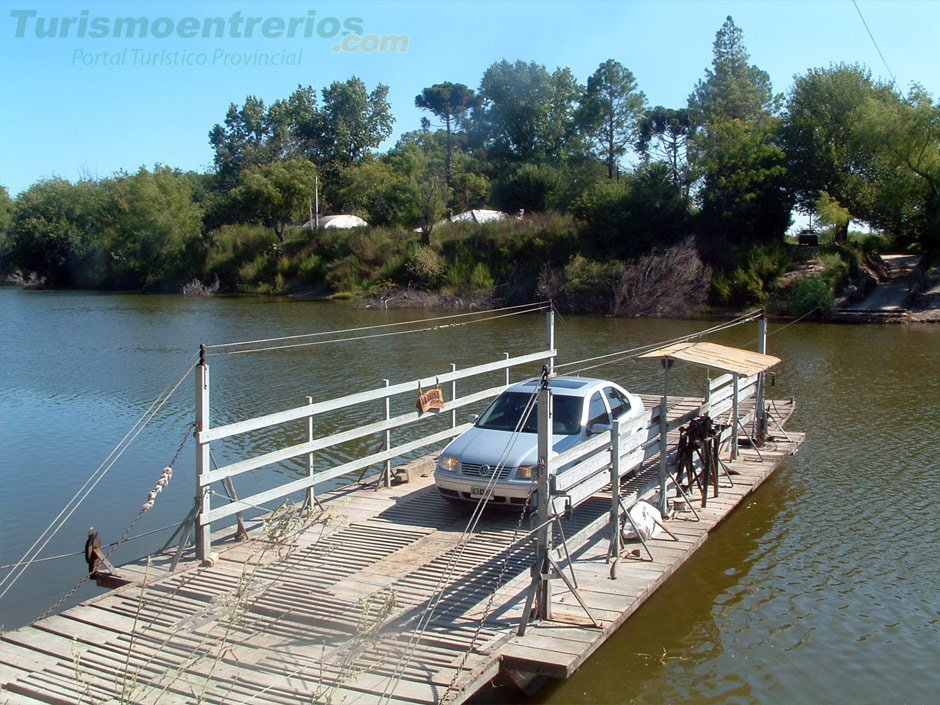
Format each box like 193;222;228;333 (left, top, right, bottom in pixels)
780;64;898;241
388;134;451;243
208;86;318;182
0;185;13;268
694;119;791;260
688;16;780;124
235;159;319;242
636;106;693;194
98;166;205;290
577;60;646;179
471;60;582;165
415;82;482;185
688;17;790;261
338;159;408;227
854;85;940;252
10;177;105;286
312;77;394;168
490;163;561;214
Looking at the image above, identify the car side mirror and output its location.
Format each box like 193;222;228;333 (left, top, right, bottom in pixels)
469;414;479;422
588;422;611;435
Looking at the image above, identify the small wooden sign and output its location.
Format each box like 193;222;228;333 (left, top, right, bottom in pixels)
417;387;445;413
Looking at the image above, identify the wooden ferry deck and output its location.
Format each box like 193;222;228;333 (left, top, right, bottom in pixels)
0;396;802;705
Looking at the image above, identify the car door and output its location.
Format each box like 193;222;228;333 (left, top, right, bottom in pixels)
603;385;633;421
587;390;611;434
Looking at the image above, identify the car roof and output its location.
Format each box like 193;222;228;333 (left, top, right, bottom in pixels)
509;375;623;396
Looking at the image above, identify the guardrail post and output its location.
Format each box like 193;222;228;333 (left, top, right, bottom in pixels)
450;364;457;429
658;361;670;515
536;384;553;620
306;395;315;508
383;379;391;487
755;314;767;442
609;419;622;578
731;373;740;460
195;345;211;561
545;310;555;376
504;352;510;386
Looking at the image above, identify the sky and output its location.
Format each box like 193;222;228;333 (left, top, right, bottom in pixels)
1;0;939;197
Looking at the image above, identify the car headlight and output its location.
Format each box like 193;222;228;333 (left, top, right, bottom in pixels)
515;464;536;480
437;456;459;472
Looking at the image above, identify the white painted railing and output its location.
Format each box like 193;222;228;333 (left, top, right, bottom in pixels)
193;345;555;559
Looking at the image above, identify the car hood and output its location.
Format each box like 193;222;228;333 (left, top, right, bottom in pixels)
441;426;583;468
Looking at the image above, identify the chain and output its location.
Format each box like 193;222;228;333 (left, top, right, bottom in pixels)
37;422;195;622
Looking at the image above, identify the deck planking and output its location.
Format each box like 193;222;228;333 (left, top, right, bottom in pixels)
0;397;801;705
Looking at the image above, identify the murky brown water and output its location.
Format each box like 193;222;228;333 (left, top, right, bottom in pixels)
1;289;938;703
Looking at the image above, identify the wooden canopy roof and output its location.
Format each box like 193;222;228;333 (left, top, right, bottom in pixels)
637;341;780;377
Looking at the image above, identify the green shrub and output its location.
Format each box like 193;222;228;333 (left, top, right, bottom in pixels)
405;245;445;288
711;267;764;306
791;275;834;318
468;262;495;291
326;255;367;293
297;252;324;285
490;164;562;214
860;234;884;254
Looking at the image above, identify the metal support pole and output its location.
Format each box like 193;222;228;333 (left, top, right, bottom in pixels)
755;314;768;442
504;352;510;386
195;345;211;562
658;361;670;516
731;373;740;460
450;364;457;429
535;385;553;621
382;379;391;488
609;419;622;578
306;395;315;508
545;310;555;376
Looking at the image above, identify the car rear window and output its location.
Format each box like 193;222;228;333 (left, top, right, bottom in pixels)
476;392;583;435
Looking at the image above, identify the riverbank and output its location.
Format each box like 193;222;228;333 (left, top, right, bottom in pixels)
4;238;938;323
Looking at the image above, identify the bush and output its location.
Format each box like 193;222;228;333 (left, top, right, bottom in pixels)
711;267;765;306
490;164;562;214
791;275;834;318
405;245;445;289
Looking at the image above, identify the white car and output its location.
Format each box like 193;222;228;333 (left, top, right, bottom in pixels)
434;376;645;506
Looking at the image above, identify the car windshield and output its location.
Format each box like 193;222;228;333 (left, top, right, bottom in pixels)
476;392;583;435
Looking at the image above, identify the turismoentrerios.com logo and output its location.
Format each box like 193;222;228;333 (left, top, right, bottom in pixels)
8;8;408;53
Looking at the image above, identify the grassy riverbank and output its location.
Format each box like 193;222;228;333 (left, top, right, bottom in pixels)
169;214;922;321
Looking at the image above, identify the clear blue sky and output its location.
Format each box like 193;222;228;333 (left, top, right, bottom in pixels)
1;0;938;197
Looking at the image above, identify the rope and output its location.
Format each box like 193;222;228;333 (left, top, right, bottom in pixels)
208;303;550;356
0;356;197;604
379;382;542;704
443;488;534;702
0;523;181;572
556;308;765;376
205;302;549;354
34;423;193;621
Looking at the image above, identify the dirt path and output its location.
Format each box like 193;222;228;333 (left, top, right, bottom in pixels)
844;253;921;313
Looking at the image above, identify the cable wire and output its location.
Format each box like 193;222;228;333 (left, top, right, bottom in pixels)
853;0;896;85
205;302;549;354
0;356;198;602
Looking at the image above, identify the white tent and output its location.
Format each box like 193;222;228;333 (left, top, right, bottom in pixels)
447;209;507;225
306;214;368;229
417;209;510;232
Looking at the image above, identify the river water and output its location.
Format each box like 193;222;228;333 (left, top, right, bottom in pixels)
0;288;938;704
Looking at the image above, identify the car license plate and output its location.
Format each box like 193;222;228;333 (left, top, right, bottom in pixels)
470;487;493;499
